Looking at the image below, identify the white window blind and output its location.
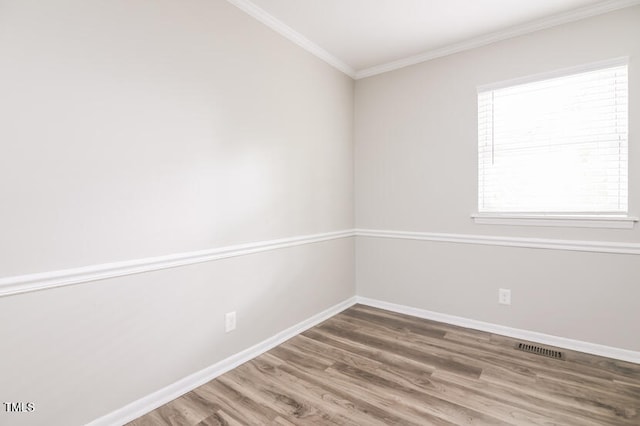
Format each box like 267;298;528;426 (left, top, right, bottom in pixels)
478;60;628;214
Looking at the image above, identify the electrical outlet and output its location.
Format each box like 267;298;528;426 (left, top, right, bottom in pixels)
225;311;236;333
498;288;511;305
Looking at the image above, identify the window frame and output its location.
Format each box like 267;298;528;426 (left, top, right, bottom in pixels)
473;58;637;229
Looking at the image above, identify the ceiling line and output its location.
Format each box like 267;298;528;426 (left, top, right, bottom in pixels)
356;0;640;79
226;0;357;78
227;0;640;80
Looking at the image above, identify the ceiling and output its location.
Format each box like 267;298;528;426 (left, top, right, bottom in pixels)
227;0;640;78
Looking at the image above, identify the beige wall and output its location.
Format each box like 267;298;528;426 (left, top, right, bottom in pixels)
3;1;640;425
1;239;354;426
0;0;354;277
355;7;640;350
0;1;354;425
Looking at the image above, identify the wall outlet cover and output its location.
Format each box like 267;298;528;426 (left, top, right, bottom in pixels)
225;311;236;332
499;288;511;305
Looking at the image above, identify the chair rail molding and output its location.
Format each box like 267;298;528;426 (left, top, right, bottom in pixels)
0;230;355;298
3;228;638;298
355;228;640;255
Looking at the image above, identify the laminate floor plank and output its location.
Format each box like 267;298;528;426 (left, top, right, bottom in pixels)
326;315;542;380
130;305;640;425
195;411;233;426
282;335;435;392
318;320;482;379
302;328;439;378
479;368;639;425
426;370;588;426
279;358;456;426
350;304;492;341
431;369;608;426
235;360;359;426
254;354;392;426
285;335;530;425
325;362;507;425
339;310;625;387
193;380;279;424
216;367;334;424
264;351;447;425
344;310;638;406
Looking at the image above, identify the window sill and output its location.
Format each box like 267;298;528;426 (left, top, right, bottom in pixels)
471;214;638;229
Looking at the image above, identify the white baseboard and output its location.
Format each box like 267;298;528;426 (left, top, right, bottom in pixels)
356;296;640;364
88;294;639;425
87;293;640;425
87;296;357;426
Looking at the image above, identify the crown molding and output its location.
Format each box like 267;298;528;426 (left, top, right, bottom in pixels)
225;0;356;78
355;0;640;79
226;0;639;80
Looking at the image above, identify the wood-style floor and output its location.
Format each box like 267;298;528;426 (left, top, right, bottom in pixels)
129;304;640;425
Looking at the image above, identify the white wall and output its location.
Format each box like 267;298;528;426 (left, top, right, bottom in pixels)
0;1;354;425
355;7;640;351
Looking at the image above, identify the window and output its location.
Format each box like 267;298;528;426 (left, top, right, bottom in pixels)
475;58;635;228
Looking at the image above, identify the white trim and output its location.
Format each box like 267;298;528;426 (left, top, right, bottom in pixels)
476;56;628;92
471;213;638;229
356;297;640;364
224;0;640;80
224;0;356;78
355;0;640;79
0;230;355;298
85;294;640;426
3;228;638;298
355;228;640;255
87;296;358;426
0;228;640;297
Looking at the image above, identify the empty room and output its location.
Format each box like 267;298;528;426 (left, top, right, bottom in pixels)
1;0;639;425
